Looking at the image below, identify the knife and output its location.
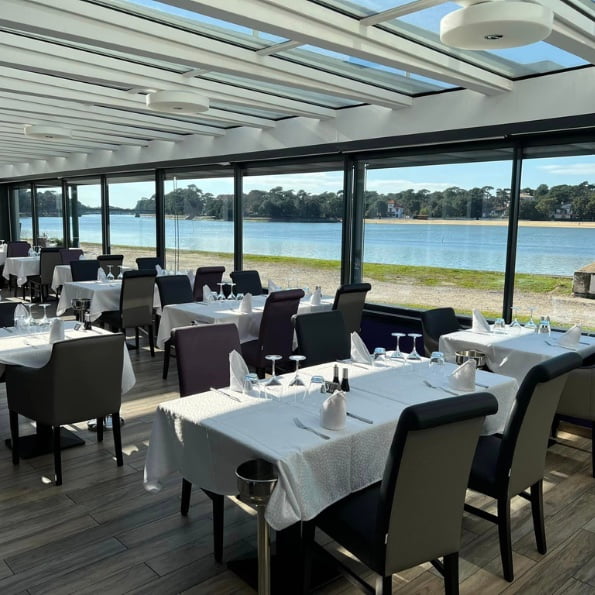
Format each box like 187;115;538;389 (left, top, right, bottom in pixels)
346;411;373;424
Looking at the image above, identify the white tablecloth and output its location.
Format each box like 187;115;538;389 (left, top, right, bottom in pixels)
0;245;7;266
56;280;160;321
2;256;40;286
440;327;595;382
0;322;135;393
144;359;516;530
156;294;333;349
52;264;134;291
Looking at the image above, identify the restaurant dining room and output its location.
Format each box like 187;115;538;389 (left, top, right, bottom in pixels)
0;1;594;593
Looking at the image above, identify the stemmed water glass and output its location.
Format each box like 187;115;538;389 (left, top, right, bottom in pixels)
525;307;537;331
216;282;226;301
106;265;115;282
390;332;405;360
510;306;521;332
264;354;282;387
407;333;422;360
39;303;50;327
288;354;306;387
227;282;236;300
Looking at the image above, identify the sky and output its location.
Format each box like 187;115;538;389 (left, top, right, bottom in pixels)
79;154;595;208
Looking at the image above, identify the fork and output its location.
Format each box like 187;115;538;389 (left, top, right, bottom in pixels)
423;380;460;396
293;417;330;440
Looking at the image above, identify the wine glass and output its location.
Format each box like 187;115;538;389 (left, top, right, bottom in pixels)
265;354;282;387
227;282;236;300
117;267;123;280
407;333;422;360
288;355;306;387
39;303;50;327
525;307;536;331
510;306;521;332
216;282;226;301
106;265;114;282
390;332;405;359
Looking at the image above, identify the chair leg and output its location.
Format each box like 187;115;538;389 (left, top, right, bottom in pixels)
112;412;123;467
135;327;140;350
53;426;63;486
9;410;19;465
181;478;192;516
148;325;155;357
97;416;104;442
203;489;224;563
162;343;171;379
443;552;459;595
375;575;392;595
497;497;514;582
530;481;547;554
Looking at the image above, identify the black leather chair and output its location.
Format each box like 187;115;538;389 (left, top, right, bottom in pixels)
155;274;194;378
59;248;83;264
420;307;463;357
241;289;304;377
193;266;225;301
97;254;124;277
230;270;264;295
464;351;583;582
332;282;371;334
70;259;100;282
303;393;498;595
136;256;164;271
295;310;350;366
6;333;125;486
29;247;61;302
0;301;18;326
99;270;157;356
173;323;241;563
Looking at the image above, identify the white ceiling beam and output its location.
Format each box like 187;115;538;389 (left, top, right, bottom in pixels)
4;0;408;109
255;40;303;56
359;0;448;26
157;0;511;95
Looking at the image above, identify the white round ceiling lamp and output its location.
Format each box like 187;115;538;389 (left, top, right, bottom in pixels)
23;124;72;140
146;90;209;114
440;1;554;50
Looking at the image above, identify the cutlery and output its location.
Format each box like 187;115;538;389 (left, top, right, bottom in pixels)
346;411;373;424
210;387;241;402
475;382;490;388
293;417;330;440
423;380;460;396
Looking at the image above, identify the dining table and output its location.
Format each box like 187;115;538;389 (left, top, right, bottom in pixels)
155;294;333;349
2;255;39;287
439;326;595;382
144;358;517;532
51;264;134;292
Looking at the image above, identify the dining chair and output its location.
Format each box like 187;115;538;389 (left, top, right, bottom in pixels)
193;266;225;301
0;301;18;327
29;247;62;302
230;270;264;295
552;357;595;477
464;351;583;582
174;323;241;563
421;307;464;357
295;310;350;366
6;333;125;486
97;254;124;277
332;282;371;334
6;241;32;297
155;274;194;378
99;270;157;356
59;248;84;264
136;256;164;271
241;288;304;377
70;259;100;281
302;393;498;595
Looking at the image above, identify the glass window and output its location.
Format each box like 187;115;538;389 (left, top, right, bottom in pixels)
514;152;595;331
362;153;513;320
35;181;64;247
10;184;33;243
242;170;343;296
107;174;157;267
66;177;103;257
163;170;235;275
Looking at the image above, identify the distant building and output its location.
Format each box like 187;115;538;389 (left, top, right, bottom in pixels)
387;200;404;218
554;203;573;220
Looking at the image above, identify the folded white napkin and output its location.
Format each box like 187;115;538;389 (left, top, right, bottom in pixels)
472;309;491;333
350;332;373;365
14;303;28;323
310;286;322;306
203;284;214;303
97;267;107;282
49;318;65;344
240;292;252;313
449;359;476;392
268;279;281;293
28;248;35;257
155;264;164;276
320;390;346;430
558;324;582;348
187;269;195;288
229;349;250;392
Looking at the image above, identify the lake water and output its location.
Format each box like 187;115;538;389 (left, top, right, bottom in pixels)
28;214;595;276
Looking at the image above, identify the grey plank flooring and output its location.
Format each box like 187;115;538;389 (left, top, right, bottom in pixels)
0;327;593;594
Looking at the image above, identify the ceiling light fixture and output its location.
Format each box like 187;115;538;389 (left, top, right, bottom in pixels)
146;90;209;114
23;125;73;140
440;1;554;50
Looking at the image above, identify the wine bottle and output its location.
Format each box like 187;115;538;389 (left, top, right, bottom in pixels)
340;367;350;392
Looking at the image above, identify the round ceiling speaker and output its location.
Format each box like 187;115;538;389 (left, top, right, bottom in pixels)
23;125;72;140
146;90;209;114
440;1;554;50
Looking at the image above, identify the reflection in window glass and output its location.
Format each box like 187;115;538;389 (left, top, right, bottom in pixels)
10;185;33;243
163;174;234;275
36;182;63;247
363;160;511;318
67;178;102;256
515;154;595;331
107;175;157;267
242;172;342;296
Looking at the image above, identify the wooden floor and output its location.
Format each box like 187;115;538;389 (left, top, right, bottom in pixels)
0;330;594;594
